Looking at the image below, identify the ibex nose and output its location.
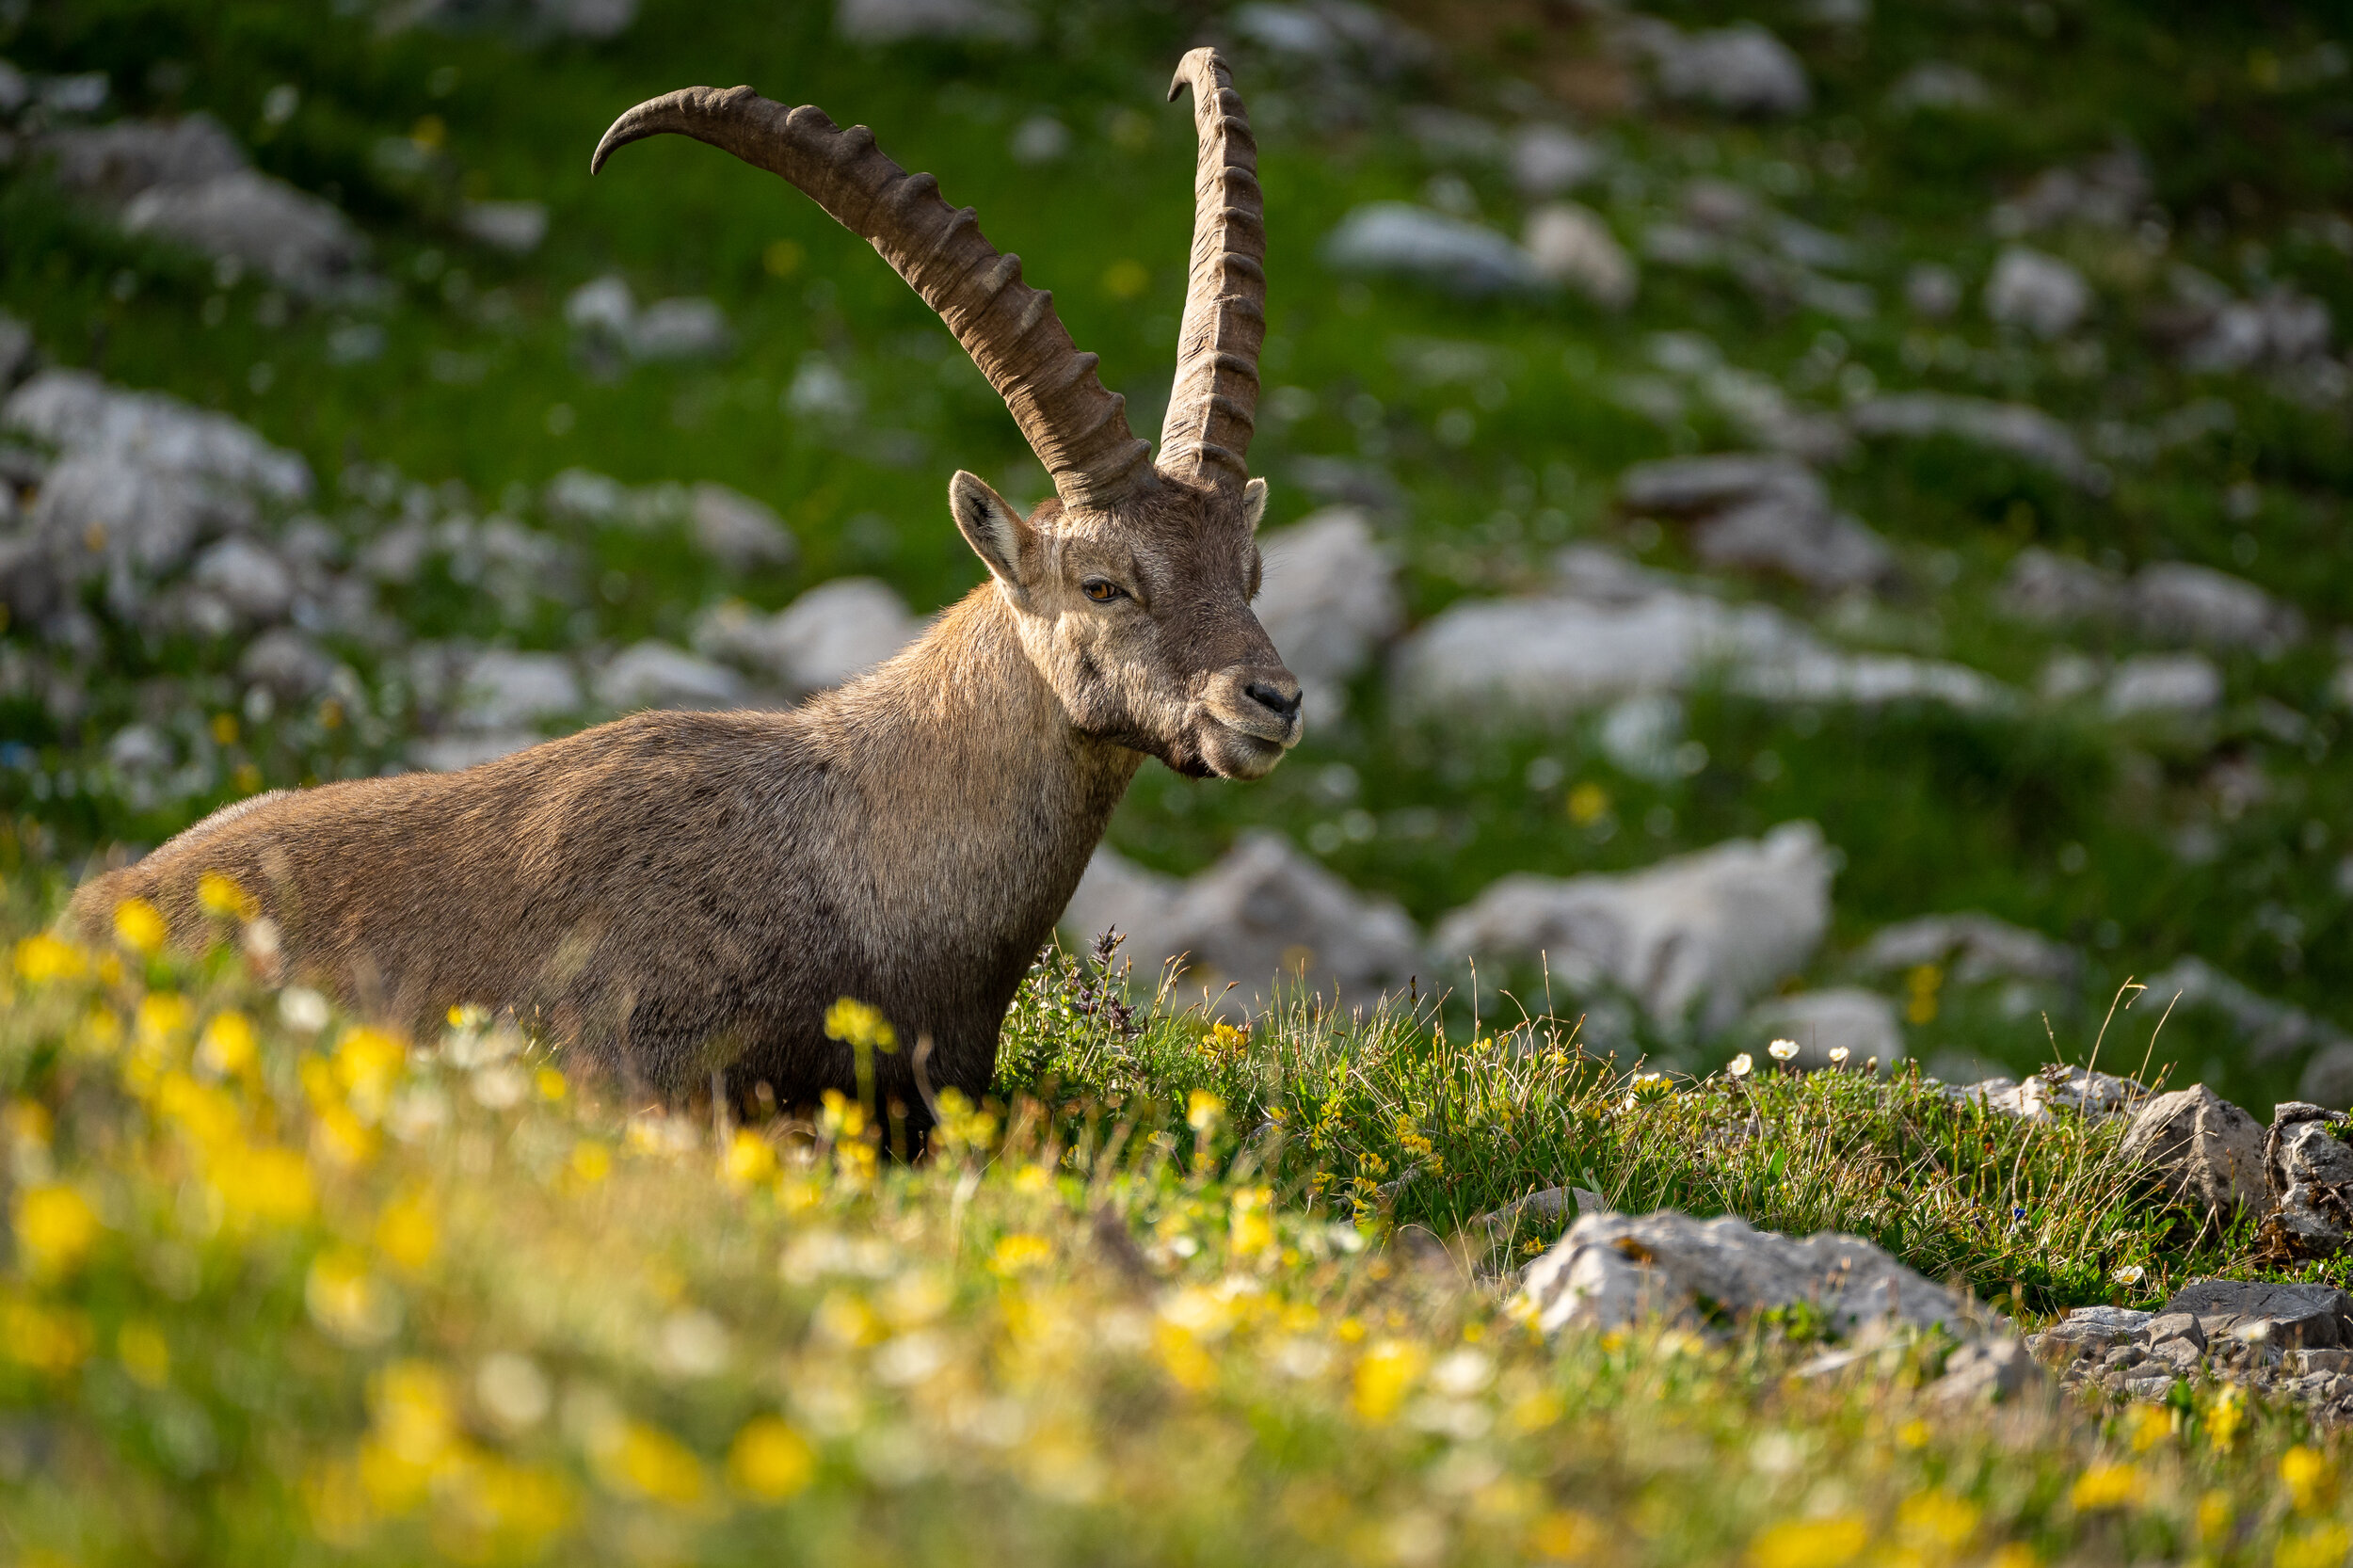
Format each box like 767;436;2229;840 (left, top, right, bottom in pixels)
1245;677;1302;720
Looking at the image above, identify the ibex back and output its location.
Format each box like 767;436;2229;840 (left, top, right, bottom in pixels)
69;51;1301;1126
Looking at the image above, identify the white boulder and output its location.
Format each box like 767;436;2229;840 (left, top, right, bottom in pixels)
687;483;796;571
593;640;744;712
1747;987;1904;1072
453;650;582;732
1649;24;1811;117
1253;506;1401;719
1509;124;1602;197
1322;203;1542;296
1848;393;2093;486
1062;837;1419;1014
1984;246;2090;339
1432;822;1833;1035
1515;1210;1983;1339
694;577;920;695
122;169;367;297
2104;652;2221;719
1618;452;1893;592
1524;203;1637;309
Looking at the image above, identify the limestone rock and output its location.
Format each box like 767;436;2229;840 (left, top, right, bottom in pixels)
1322;202;1542;296
1433;823;1832;1035
1253;506;1401;720
1745;987;1904;1072
1515;1209;1983;1339
2162;1279;2353;1350
1524;203;1636;309
2119;1084;2269;1220
1646;24;1811;117
1849;394;2092;486
1619;453;1894;592
686;484;796;572
1509;124;1602;198
835;0;1032;44
238;627;335;699
693;578;920;695
1947;1064;2144;1120
456;200;548;255
592;640;744;712
1062;835;1419;1014
122;169;368;297
1984;246;2089;339
453;650;582;732
1855;913;2078;986
2265;1104;2353;1256
2104;653;2221;719
189;536;294;623
6;369;311;503
41;114;246;201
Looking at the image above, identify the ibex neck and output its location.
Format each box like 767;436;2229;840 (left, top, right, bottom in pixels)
818;583;1140;934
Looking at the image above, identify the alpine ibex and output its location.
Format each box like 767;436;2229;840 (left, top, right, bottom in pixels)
71;50;1299;1125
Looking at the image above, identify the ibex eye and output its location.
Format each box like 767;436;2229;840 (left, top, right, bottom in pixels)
1082;579;1126;603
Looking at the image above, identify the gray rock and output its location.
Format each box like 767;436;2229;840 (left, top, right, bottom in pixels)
835;0;1032;43
456;200;548;255
1253;506;1401;720
2265;1105;2353;1255
190;536;294;622
2038;1305;2153;1357
454;650;582;732
1649;24;1811;117
410;731;538;773
2134;959;2353;1082
1062;835;1420;1014
1951;1064;2144;1120
41;113;246;201
122;169;368;298
26;455;229;611
1997;548;2117;625
1984;247;2089;339
2129;562;2302;653
1747;987;1904;1072
1619;453;1893;592
1515;1209;1983;1339
687;483;796;571
1904;264;1962;319
1509;124;1602;197
238;627;334;698
6;369;311;502
1321;202;1542;296
592;640;744;712
1433;822;1832;1034
1887;62;1992;113
629;296;730;361
2104;653;2221;719
1524;203;1635;308
694;577;920;695
1855;913;2078;986
563;276;636;341
1995;149;2151;235
1929;1336;2039;1403
1393;568;2002;720
2146;1312;2207;1352
1849;394;2092;486
2120;1085;2269;1220
2162;1279;2353;1350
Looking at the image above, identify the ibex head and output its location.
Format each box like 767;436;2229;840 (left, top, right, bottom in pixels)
593;50;1302;779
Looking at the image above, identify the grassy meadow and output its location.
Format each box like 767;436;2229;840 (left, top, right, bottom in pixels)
5;0;2353;1560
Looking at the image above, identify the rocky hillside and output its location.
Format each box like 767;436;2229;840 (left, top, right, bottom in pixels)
2;0;2350;1114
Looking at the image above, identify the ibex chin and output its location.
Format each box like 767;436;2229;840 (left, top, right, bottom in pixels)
71;50;1301;1126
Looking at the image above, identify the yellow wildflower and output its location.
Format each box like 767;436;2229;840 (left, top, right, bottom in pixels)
3;1297;93;1375
822;997;896;1053
1187;1089;1225;1134
2279;1525;2353;1568
1566;781;1609;824
13;933;85;984
1897;1490;1979;1551
376;1192;439;1273
727;1416;815;1501
535;1066;567;1101
197;871;258;921
568;1142;612;1187
990;1234;1051;1275
334;1026;406;1115
2069;1462;2144;1512
2281;1446;2334;1513
197;1010;259;1077
13;1184;101;1277
1529;1510;1602;1560
1749;1514;1868;1568
724;1129;778;1189
113;897;168;954
598;1421;707;1508
1350;1339;1425;1424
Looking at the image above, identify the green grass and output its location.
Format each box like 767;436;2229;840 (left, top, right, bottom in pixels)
2;900;2350;1566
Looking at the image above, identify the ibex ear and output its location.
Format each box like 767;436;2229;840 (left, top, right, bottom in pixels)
949;471;1037;600
1241;476;1269;532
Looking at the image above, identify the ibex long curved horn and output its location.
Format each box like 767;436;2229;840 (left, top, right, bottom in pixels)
593;86;1154;509
1158;48;1266;493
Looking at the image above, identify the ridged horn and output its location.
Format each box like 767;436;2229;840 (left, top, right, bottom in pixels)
594;86;1153;508
1158;49;1265;492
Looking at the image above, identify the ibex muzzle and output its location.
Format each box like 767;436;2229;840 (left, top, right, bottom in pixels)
70;51;1296;1128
